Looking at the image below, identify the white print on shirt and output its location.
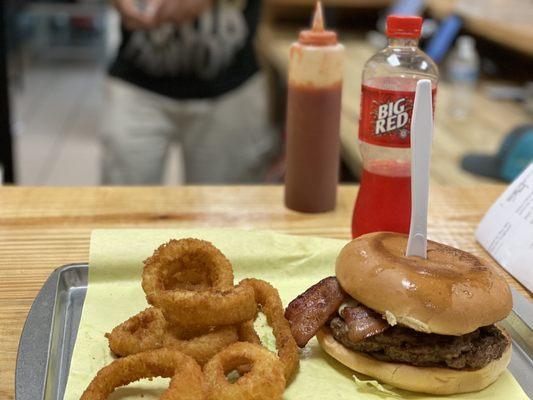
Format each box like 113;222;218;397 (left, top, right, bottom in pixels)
374;98;409;135
124;0;248;79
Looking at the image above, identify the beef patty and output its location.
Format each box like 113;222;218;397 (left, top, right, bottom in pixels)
330;318;509;370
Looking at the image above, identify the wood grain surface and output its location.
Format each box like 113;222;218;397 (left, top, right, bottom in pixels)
427;0;533;57
0;185;530;398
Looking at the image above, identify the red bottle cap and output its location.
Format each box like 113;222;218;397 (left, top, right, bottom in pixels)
386;15;423;39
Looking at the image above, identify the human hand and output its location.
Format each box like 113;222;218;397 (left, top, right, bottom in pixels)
112;0;157;30
151;0;212;26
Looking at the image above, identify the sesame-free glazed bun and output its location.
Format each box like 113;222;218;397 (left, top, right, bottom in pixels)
317;327;512;395
335;232;512;335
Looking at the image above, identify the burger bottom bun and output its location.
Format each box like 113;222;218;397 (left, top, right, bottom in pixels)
316;327;512;395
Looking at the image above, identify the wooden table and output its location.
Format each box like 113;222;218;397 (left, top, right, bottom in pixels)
0;185;530;398
427;0;533;57
256;26;532;185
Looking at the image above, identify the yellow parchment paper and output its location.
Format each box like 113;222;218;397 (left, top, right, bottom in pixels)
64;229;529;399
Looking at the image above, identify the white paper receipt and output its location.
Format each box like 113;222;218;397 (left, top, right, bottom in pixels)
476;163;533;292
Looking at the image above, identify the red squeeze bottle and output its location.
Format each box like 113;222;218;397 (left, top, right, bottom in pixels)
284;2;345;213
352;15;439;237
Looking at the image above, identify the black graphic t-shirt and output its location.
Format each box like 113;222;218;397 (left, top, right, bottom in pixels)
109;0;260;99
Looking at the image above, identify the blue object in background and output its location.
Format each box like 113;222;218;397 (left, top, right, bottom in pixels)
388;0;424;16
462;125;533;182
425;15;463;63
376;0;424;34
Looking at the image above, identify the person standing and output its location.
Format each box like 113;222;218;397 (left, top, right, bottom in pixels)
103;0;278;184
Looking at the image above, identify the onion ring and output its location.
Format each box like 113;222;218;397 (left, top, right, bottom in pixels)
105;307;239;365
151;282;257;330
237;320;261;345
142;239;256;330
80;348;206;400
240;279;300;382
203;342;286;400
142;238;234;293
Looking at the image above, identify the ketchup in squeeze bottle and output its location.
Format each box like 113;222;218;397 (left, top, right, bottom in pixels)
284;2;345;213
352;15;438;238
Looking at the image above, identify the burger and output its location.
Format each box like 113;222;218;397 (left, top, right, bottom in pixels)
284;232;513;395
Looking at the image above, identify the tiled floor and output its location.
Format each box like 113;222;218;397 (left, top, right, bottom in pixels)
12;60;182;186
13;61;103;185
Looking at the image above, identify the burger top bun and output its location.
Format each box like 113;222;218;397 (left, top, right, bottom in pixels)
335;232;512;336
317;327;512;395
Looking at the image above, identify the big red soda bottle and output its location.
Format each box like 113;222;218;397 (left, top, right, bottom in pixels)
352;15;438;238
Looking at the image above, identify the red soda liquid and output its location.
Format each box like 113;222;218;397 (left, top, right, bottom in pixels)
352;160;411;238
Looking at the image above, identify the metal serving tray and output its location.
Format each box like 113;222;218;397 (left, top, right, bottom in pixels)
15;263;533;400
16;264;87;400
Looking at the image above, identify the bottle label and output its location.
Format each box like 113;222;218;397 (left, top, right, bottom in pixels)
359;85;436;148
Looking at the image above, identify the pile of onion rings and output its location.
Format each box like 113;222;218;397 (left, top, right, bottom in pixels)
84;238;299;399
142;239;257;332
107;239;258;363
105;307;240;365
82;343;287;400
